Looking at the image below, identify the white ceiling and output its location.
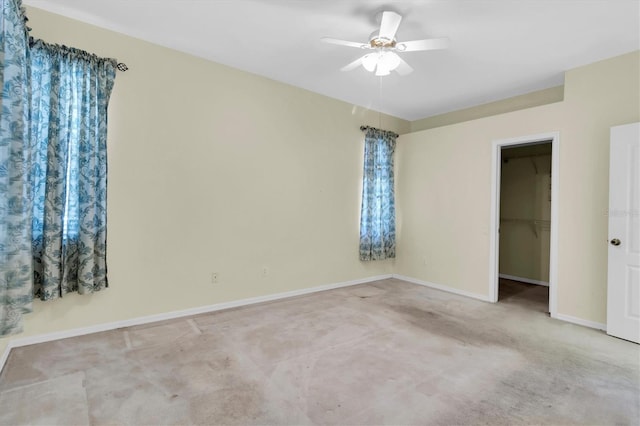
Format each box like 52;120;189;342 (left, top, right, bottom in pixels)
24;0;640;121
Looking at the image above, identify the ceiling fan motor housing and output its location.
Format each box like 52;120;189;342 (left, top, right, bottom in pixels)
369;30;396;48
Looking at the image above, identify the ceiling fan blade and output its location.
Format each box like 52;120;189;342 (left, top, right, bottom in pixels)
396;37;450;52
379;11;402;40
395;57;413;76
341;56;364;72
321;37;369;49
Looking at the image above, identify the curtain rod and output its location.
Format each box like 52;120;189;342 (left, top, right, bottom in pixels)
359;125;399;138
27;37;129;72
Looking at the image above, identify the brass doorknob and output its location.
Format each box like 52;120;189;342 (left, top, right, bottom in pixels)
610;238;621;246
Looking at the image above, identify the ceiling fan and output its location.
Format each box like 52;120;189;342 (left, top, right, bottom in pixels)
321;11;450;76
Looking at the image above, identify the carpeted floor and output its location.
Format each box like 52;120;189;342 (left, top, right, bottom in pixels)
0;278;638;425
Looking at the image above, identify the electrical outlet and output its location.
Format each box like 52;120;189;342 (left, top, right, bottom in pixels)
422;257;428;266
211;272;219;284
262;267;269;277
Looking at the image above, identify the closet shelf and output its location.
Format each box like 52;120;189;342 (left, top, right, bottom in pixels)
500;218;551;237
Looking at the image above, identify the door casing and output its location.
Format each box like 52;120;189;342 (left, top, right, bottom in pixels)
489;131;560;318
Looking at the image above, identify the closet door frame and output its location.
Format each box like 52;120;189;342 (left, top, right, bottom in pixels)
489;131;560;318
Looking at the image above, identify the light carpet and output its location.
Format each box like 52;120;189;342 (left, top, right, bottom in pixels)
0;278;638;425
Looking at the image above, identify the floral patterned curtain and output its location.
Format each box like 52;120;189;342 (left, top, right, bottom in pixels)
359;127;397;261
0;0;34;336
0;0;117;336
29;40;116;301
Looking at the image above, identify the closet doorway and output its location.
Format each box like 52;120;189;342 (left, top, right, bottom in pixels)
499;142;552;311
489;132;559;317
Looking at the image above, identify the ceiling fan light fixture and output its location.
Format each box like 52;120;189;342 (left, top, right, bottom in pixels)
379;51;401;71
375;65;391;76
363;51;400;76
362;53;378;72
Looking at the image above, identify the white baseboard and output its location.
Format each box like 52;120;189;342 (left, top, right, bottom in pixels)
0;274;392;373
0;344;10;375
499;274;549;287
392;274;492;302
394;274;608;332
553;313;606;331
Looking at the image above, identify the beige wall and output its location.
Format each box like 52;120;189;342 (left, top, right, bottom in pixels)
396;50;640;323
410;86;565;132
499;152;551;282
0;7;409;349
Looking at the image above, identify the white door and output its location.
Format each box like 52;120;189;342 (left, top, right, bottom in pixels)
607;122;640;343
